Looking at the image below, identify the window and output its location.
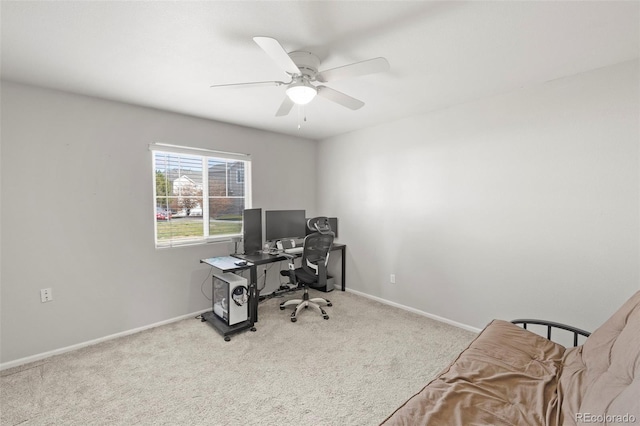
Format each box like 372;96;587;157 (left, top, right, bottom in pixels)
151;143;251;248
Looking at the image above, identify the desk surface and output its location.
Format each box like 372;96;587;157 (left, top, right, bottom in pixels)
200;256;251;272
231;252;285;264
233;243;345;262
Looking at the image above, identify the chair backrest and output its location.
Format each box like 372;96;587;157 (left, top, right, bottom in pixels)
301;229;334;277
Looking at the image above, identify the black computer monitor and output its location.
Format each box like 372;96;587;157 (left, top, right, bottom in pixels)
242;208;262;255
306;217;338;238
265;210;306;241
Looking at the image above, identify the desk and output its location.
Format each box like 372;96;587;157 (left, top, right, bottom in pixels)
200;243;346;339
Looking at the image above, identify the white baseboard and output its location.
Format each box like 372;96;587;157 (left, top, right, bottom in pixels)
2;292;481;371
345;288;483;334
0;308;211;372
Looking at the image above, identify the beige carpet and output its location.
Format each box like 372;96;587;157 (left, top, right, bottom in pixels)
1;290;476;425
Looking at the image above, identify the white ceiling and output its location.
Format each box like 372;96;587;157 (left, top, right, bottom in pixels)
1;1;638;140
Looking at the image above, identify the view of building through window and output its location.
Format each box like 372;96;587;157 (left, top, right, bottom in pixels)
152;147;250;248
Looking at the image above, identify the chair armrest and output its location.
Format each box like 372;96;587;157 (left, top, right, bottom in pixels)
511;319;591;347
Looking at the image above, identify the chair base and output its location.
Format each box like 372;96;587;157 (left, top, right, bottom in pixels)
280;292;332;322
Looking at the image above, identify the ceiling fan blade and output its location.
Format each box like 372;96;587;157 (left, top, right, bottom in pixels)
253;36;301;75
210;80;287;89
317;86;364;110
317;57;390;83
275;96;295;117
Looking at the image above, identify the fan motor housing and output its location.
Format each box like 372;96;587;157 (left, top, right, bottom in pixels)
288;51;320;79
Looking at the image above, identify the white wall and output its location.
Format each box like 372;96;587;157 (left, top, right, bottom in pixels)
318;60;639;333
0;82;317;364
2;60;638;365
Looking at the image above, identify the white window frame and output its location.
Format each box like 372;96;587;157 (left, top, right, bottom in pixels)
150;143;252;249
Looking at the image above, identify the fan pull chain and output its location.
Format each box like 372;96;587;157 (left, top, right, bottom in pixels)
297;105;308;130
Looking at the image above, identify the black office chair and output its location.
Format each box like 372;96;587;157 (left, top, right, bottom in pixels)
279;217;334;322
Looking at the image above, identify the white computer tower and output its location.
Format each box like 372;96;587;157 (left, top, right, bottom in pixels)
212;272;249;326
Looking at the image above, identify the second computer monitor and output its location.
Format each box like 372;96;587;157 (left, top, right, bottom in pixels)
242;208;262;255
265;210;306;241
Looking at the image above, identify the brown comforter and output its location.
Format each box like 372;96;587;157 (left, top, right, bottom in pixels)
382;320;565;425
382;290;640;426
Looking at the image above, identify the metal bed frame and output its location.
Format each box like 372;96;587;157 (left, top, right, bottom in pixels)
511;319;591;347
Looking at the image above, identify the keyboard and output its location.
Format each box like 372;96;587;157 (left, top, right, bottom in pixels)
284;247;303;254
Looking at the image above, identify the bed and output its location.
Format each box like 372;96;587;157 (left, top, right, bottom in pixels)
381;291;640;426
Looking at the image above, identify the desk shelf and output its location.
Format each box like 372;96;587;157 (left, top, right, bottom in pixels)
201;311;256;342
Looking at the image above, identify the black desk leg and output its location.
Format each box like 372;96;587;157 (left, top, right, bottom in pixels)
341;247;346;291
249;265;259;323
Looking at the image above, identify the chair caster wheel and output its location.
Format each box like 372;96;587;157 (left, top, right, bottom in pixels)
279;306;285;310
291;317;297;323
251;327;256;332
323;315;329;320
224;336;231;342
327;302;333;307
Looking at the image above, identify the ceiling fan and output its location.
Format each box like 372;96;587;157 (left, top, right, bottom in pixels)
210;36;390;117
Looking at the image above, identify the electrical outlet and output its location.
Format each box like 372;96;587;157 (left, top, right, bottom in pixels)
390;274;396;284
40;288;53;303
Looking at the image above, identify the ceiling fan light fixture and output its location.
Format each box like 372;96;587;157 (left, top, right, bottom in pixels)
286;81;317;105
